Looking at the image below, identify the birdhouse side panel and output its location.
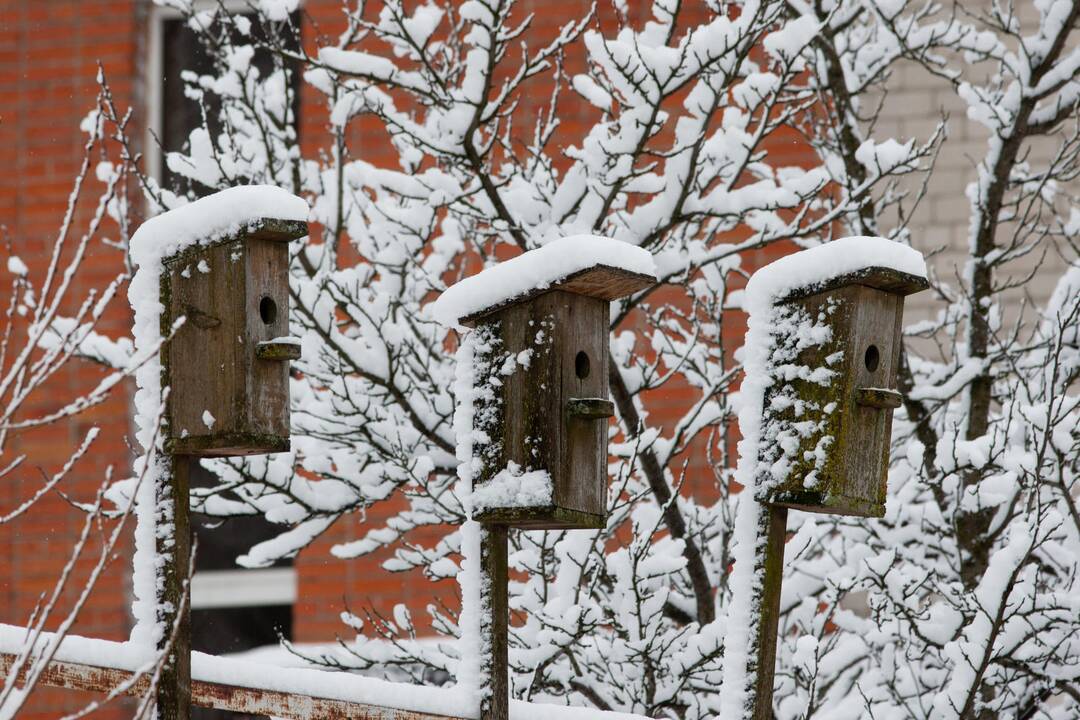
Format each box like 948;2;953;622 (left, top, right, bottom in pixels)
555;293;609;520
488;298;561;482
469;291;611;529
756;289;851;511
471;305;561;525
244;239;291;439
833;285;904;513
165;240;248;449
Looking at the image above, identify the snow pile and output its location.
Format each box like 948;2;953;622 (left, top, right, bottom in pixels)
429;235;657;327
719;236;926;718
6;256;27;276
471;463;553;513
126;186;308;648
0;621;660;719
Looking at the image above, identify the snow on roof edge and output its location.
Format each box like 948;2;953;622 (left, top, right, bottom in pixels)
428;235;657;328
743;235;927;315
130;185;309;270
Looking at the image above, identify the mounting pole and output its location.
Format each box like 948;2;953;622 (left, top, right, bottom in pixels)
747;504;788;720
479;525;509;720
155;454;192;720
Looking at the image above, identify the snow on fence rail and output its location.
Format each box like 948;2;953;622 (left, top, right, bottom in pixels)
0;626;654;720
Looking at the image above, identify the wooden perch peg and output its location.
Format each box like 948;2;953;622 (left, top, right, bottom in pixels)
566;397;615;419
256;339;302;361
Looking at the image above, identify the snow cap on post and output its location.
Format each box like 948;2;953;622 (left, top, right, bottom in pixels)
742;236;928;518
429;234;657;328
437;235;656;530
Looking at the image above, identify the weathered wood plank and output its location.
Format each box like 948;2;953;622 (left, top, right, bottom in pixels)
749;504;789;720
458;265;653;328
157;455;192;720
0;652;465;720
480;525;509;720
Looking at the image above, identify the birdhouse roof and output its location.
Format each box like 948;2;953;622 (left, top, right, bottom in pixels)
131;185;309;271
780;265;929;302
743;236;929;309
430;235;657;328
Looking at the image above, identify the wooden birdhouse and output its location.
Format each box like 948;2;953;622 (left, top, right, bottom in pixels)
163;218;307;457
758;266;928;517
451;258;654;530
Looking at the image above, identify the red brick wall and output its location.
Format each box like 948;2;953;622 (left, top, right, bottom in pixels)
0;2;145;716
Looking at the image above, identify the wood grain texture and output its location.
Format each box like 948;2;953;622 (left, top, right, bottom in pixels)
748;504;789;720
778;266;929;303
164;231;294;457
480;525;508;720
764;284;908;518
473;291;609;529
0;652;464;720
157;455;192;720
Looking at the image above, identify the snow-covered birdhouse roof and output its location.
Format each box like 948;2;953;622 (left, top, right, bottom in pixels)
429;234;657;328
744;235;929;308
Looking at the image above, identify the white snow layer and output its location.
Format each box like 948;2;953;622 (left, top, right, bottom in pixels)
0;621;654;719
130;185;308;267
6;256;28;276
428;235;657;327
471;463;553;512
719;236;926;718
127;186;308;648
741;235;926;309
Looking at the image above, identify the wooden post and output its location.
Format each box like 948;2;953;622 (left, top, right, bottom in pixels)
155;455;191;720
748;504;788;720
479;525;508;720
153;218;304;718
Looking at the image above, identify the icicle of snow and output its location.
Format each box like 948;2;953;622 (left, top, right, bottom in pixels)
471;463;553;512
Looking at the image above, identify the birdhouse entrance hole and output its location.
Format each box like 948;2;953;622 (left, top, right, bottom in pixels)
864;344;880;372
259;296;277;324
575;350;591;379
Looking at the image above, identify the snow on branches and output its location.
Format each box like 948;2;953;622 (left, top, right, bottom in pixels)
57;0;1080;717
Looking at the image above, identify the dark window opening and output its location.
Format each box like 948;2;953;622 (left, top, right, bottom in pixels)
160;12;300;197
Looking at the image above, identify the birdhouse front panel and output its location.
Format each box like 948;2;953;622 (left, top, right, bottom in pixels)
243;235;292;439
472;290;611;529
758;279;912;518
163;222;301;457
837;284;904;508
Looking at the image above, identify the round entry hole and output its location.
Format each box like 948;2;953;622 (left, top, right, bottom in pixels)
575;351;591;379
259;296;277;325
864;344;880;372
